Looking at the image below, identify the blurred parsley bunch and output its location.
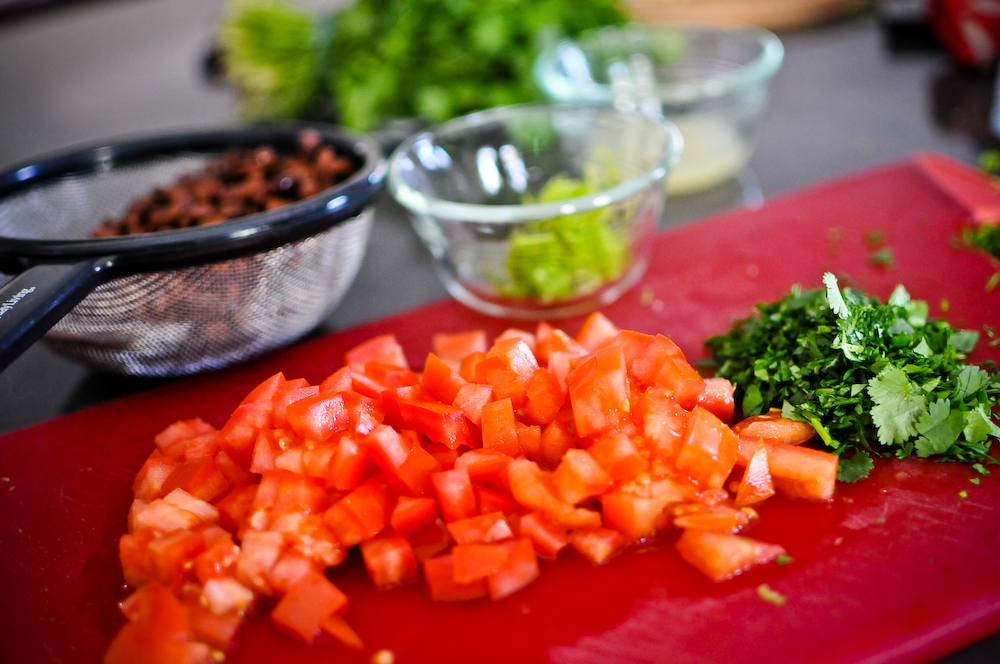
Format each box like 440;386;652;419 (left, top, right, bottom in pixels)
218;0;627;132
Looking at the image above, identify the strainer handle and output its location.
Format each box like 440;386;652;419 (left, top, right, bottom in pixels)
0;258;114;372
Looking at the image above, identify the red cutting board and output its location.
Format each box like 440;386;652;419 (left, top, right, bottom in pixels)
1;155;999;664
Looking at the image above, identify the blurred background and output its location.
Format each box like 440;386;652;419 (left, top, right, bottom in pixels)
2;0;999;434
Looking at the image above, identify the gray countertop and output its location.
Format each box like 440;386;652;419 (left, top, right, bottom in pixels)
0;1;997;661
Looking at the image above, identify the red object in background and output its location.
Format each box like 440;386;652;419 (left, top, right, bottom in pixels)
929;0;1000;66
0;154;998;664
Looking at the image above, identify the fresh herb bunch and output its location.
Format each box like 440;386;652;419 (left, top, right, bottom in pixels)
218;0;627;132
703;273;1000;482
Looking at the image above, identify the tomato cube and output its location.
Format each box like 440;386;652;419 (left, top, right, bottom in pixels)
360;532;418;588
488;537;540;600
567;345;631;438
423;554;489;601
675;406;739;489
675;529;785;582
271;570;349;643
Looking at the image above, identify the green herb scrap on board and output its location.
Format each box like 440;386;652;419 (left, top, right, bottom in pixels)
218;0;628;131
702;273;1000;482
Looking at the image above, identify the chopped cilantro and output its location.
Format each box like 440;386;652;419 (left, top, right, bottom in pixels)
774;554;795;565
756;584;788;606
868;247;895;269
703;273;1000;481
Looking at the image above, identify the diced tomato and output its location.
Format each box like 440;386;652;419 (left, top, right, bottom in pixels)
241;372;286;406
586;432;648;482
407;519;453;562
695;377;736;423
488;537;540;600
451;542;511;583
734;443;775;507
342;391;384;435
569;526;627;565
255;469;327;515
147;528;206;590
323;500;368;548
481;398;520;457
507;459;601;530
272;385;320;430
673;503;749;533
764;441;838;501
286;393;350;442
675;406;739;489
515;423;541;465
575;311;620;352
185;600;243;650
345;334;408;372
648;335;705;409
518;511;570;559
363;362;420;389
201;576;254;615
551;449;612;504
600;489;672;542
363;425;412;471
390;445;443;497
360;532;418;588
159;456;230;504
219;401;274;468
432;330;488;371
271;570;348;643
213;449;253;488
396;399;472;450
193;531;240;585
390;496;439;535
329;434;369;491
523;368;566;425
154;418;217;458
432;468;478;522
567;345;631;438
133;451;182;501
495;327;537;354
674;529;785;582
474;486;521;516
423;553;489;601
236;530;284;594
453;382;493;427
636;388;688;470
338;478;393;541
446;512;513;544
733;409;817;458
118;581;188;640
535;321;587;363
422;352;469;404
459;351;487;383
319;366;353;395
454;449;511;490
539;420;576;469
216;484;258;533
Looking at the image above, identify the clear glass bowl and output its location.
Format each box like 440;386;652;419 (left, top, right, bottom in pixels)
533;24;783;196
388;104;683;320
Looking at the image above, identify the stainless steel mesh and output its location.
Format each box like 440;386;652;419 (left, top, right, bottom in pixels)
0;149;373;376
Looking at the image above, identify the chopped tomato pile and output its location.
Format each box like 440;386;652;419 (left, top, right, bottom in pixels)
107;313;839;663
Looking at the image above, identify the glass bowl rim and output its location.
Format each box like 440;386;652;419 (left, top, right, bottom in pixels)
533;22;785;107
387;103;683;224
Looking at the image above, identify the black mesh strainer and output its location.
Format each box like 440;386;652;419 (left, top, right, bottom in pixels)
0;124;385;376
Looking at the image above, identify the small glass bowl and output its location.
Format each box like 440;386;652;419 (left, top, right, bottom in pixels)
388;104;683;320
533;24;783;196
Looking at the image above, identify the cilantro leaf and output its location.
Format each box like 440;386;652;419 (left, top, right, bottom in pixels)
914;399;963;457
868;365;927;446
838;450;874;482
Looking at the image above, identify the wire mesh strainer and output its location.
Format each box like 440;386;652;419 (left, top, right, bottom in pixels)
0;124;385;376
